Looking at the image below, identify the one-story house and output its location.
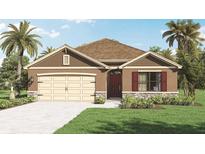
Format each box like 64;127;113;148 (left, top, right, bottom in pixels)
24;38;182;102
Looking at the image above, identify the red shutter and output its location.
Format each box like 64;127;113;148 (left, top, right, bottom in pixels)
132;72;138;91
161;72;167;91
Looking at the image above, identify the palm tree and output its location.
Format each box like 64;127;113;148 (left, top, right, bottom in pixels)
182;20;205;52
0;20;42;81
162;20;186;50
163;20;205;52
149;46;161;53
40;47;55;56
160;49;174;61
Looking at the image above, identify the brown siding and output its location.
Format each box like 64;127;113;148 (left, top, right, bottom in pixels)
128;55;172;66
122;68;178;92
32;49;99;67
28;69;107;91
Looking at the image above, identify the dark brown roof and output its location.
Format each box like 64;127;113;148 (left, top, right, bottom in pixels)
75;38;145;60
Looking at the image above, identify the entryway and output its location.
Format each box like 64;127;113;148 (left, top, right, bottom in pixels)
107;69;122;98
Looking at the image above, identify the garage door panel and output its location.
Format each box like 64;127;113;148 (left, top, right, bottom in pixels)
53;96;66;101
53;76;66;81
38;76;52;81
68;93;81;97
53;83;66;88
53;89;66;94
82;89;95;94
68;96;81;101
68;76;81;81
68;83;81;88
38;96;52;101
82;76;95;81
68;89;81;94
38;83;52;88
82;96;95;101
82;83;95;88
39;89;52;94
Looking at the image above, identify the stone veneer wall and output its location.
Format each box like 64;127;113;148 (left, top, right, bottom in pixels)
95;91;107;99
28;91;107;102
27;91;38;98
122;92;178;99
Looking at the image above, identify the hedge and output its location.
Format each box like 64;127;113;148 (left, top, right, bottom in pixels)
120;95;194;109
0;97;35;109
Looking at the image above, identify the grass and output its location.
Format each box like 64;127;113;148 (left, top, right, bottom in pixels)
55;89;205;134
0;89;27;99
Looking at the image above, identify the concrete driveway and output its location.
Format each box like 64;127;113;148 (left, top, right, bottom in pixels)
0;100;120;134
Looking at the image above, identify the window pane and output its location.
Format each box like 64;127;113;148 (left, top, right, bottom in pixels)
138;72;161;91
149;73;161;91
63;55;70;65
139;83;147;91
139;73;147;91
139;73;147;82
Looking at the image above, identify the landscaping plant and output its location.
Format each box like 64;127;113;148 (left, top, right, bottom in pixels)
0;97;35;109
121;95;195;109
95;96;106;104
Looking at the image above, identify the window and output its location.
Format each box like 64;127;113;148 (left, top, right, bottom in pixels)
138;72;161;91
63;55;70;65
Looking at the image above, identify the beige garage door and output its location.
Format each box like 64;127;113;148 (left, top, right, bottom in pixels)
38;76;95;102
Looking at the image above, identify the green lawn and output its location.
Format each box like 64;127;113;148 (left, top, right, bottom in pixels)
55;89;205;134
0;90;27;99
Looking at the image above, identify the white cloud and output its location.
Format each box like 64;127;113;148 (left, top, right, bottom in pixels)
36;28;60;38
8;23;60;39
0;23;6;31
67;19;96;24
61;24;70;29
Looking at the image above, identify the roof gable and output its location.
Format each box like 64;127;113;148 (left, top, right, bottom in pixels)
24;45;109;69
119;52;182;69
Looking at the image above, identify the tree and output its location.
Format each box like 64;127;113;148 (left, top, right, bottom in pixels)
0;54;29;98
149;46;161;53
41;46;55;56
163;20;205;97
0;20;42;81
149;46;174;61
39;46;55;58
163;20;205;52
162;20;186;50
160;48;174;61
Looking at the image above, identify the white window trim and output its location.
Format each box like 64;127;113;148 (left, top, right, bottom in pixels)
138;70;162;72
63;55;70;65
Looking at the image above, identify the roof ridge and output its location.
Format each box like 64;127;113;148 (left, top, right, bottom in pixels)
75;38;146;54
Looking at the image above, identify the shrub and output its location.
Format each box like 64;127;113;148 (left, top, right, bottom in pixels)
121;95;154;109
120;95;194;109
95;96;106;104
150;95;194;106
0;97;35;109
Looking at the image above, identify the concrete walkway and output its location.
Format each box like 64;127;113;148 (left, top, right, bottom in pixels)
0;100;120;134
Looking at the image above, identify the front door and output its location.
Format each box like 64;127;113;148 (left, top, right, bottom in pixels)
109;71;122;97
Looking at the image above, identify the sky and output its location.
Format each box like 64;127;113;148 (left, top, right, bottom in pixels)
1;19;205;66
